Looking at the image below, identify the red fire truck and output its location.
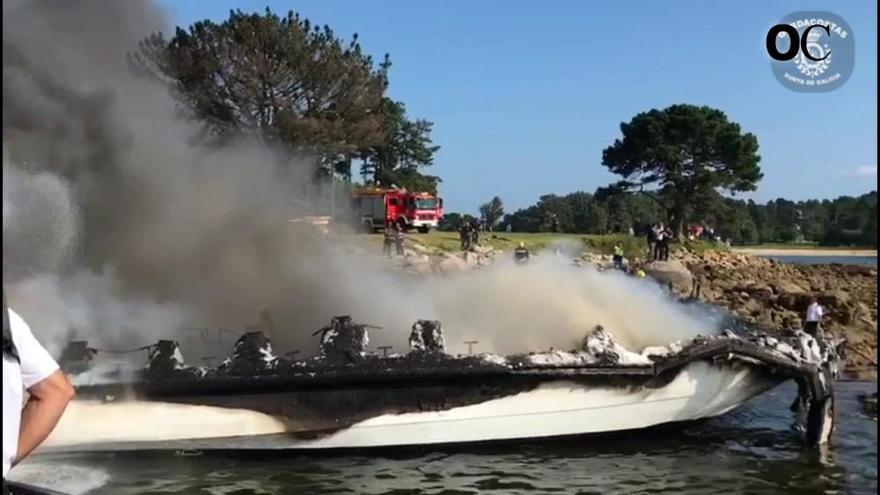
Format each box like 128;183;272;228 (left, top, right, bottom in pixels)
352;187;444;233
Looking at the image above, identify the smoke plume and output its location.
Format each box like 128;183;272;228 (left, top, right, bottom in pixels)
2;0;717;361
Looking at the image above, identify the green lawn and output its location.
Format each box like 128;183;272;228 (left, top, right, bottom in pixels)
415;230;587;253
351;230;874;257
369;230;720;259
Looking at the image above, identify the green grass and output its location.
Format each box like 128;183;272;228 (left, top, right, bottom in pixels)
416;231;585;253
581;235;727;258
347;230;731;260
410;231;706;260
580;234;652;259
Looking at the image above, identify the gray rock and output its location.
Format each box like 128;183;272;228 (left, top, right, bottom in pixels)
437;253;471;273
773;281;805;295
643;259;694;293
819;290;851;309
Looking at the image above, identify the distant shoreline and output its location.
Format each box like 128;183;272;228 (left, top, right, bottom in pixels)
733;247;877;257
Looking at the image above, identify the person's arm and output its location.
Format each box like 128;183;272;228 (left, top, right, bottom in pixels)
7;309;75;466
15;370;75;464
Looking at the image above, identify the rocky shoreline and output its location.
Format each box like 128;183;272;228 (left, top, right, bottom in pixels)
385;238;877;373
590;249;876;373
675;249;877;373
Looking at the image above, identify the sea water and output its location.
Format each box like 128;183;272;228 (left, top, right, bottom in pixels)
13;381;877;494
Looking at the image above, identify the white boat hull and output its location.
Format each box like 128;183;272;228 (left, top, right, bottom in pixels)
42;361;781;451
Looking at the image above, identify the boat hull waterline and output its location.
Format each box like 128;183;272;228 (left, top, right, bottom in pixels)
45;361;781;451
43;318;841;451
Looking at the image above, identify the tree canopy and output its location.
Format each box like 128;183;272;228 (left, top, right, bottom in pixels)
134;8;439;186
498;188;876;247
479;196;505;230
358;98;441;193
438;212;475;232
601;104;762;237
501;191;663;234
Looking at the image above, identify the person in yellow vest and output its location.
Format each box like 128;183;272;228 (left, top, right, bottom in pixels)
514;242;530;264
628;264;646;277
612;242;624;270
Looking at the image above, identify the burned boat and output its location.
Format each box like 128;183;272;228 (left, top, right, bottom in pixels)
43;317;841;452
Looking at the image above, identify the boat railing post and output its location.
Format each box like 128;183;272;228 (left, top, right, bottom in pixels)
464;341;478;355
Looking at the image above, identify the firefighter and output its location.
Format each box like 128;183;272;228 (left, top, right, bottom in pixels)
459;222;471;251
514;242;530;264
612;242;624;270
382;221;394;257
629;265;647;278
549;214;559;233
394;223;406;256
470;219;480;247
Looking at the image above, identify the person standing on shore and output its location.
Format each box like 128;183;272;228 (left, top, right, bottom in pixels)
459;222;471;251
646;224;658;261
612;242;624;270
394;223;406;256
804;296;824;337
514;242;530;264
690;265;703;299
470;219;481;247
654;223;669;261
382;222;394;257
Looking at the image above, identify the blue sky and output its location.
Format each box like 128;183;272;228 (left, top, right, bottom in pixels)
158;0;878;214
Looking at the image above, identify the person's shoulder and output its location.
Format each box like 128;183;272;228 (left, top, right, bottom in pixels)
7;307;60;385
7;308;34;337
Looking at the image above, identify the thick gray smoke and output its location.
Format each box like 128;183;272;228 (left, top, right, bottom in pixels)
2;161;80;280
2;0;339;354
3;0;718;360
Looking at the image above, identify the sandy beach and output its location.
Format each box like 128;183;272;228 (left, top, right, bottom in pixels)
733;248;877;257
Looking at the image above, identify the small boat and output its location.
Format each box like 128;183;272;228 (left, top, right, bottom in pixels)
41;317;841;452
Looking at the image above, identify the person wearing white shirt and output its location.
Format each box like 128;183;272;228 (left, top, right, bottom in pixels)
804;295;824;337
3;291;75;491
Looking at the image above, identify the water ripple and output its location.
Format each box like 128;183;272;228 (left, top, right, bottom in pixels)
12;381;877;494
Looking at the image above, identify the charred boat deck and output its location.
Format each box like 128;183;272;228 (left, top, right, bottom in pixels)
48;317;842;451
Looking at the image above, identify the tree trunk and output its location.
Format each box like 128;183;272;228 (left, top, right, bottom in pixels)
668;201;686;240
